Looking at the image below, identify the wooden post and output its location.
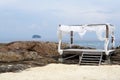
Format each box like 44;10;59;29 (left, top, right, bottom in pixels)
111;31;115;49
70;31;73;48
106;25;109;39
58;24;62;54
105;25;109;51
105;24;109;50
106;25;111;64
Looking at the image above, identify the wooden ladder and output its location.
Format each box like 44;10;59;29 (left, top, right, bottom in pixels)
79;52;103;65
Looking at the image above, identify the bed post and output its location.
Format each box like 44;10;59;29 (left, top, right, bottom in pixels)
111;31;115;49
105;24;109;52
58;24;63;62
105;24;111;64
70;31;73;48
106;25;109;39
58;24;62;55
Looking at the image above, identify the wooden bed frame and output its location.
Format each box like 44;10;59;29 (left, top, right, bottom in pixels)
58;24;115;55
57;24;115;65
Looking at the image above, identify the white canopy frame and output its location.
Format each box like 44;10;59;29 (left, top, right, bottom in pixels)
57;24;115;55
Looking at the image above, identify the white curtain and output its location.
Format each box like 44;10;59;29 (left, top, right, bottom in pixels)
58;25;107;41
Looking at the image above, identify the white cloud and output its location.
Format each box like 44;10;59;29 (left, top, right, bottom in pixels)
0;0;119;24
52;5;109;23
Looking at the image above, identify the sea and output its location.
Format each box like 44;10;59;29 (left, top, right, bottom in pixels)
64;40;120;49
0;39;120;49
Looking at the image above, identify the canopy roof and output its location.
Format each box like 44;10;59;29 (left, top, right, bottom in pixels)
58;24;115;41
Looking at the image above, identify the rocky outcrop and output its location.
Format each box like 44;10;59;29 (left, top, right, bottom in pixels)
0;41;60;62
0;41;61;73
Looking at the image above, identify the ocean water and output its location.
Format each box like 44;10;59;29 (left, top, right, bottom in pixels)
65;40;120;49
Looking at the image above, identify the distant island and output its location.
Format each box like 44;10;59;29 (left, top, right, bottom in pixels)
32;35;41;39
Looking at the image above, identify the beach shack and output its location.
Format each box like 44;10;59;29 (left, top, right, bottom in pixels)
57;24;115;65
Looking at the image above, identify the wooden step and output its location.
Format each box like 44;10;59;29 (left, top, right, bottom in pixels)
80;63;99;65
79;52;103;65
81;61;99;63
84;55;100;57
82;58;100;60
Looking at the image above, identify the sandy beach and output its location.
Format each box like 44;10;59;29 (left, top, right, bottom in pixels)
0;64;120;80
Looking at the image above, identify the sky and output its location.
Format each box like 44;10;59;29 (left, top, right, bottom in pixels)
0;0;120;42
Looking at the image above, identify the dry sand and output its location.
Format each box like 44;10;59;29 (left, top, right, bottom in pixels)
0;64;120;80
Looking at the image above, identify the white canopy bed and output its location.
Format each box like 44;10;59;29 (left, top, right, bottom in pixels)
57;24;115;65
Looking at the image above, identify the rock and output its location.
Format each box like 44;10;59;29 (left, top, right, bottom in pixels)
0;51;39;62
0;64;30;73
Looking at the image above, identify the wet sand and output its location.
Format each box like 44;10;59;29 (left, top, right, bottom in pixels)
0;64;120;80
